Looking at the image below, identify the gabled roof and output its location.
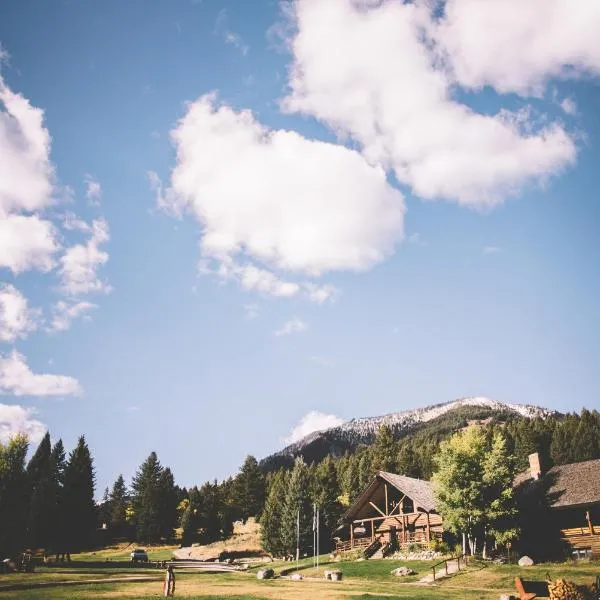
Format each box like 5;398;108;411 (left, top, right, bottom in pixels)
515;458;600;509
343;471;437;521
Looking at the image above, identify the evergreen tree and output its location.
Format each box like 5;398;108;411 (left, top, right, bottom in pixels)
260;470;288;557
233;455;265;521
312;456;343;552
157;467;178;540
109;474;129;536
63;436;97;555
49;440;66;556
371;425;398;474
26;432;55;550
280;458;312;558
131;452;163;544
0;434;29;558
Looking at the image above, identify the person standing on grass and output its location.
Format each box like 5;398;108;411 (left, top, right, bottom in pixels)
163;564;175;596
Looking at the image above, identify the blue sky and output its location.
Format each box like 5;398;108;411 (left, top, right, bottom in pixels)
1;0;599;494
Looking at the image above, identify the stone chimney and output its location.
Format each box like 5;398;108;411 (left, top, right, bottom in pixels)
528;452;542;480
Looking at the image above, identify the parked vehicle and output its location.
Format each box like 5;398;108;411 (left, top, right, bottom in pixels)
130;548;149;563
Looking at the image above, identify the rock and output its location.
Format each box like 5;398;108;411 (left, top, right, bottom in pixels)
290;573;303;581
257;568;274;580
518;555;534;567
391;567;416;577
324;569;342;580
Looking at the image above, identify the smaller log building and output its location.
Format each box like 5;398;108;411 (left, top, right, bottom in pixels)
335;471;443;553
516;454;600;558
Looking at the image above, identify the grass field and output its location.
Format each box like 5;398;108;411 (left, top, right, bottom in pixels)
69;542;178;562
0;555;598;599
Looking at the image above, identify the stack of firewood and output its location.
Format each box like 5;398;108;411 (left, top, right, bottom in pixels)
547;577;597;600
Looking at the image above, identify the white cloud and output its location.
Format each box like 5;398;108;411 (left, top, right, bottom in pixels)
0;77;54;215
0;350;82;397
283;410;345;444
274;317;307;337
436;0;600;96
61;211;92;233
59;218;111;296
84;174;102;204
0;284;39;342
0;77;59;273
155;94;404;298
284;0;577;207
0;403;47;444
0;214;59;274
48;300;97;333
243;303;259;319
560;98;578;116
483;246;501;255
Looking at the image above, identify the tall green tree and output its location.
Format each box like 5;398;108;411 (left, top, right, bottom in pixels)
131;452;163;544
49;439;66;556
280;458;312;558
432;425;517;555
109;474;129;536
233;455;265;522
260;470;288;557
157;467;178;540
0;434;29;557
371;425;398;474
26;432;55;551
312;456;343;552
62;436;97;555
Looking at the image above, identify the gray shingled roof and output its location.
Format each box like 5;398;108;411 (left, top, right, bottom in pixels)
516;458;600;509
343;471;437;521
378;471;437;512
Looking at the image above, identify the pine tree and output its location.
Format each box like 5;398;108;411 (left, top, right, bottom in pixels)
233;455;265;521
312;456;343;552
63;436;97;555
26;432;55;551
260;470;288;557
157;467;178;540
0;434;29;558
131;452;163;544
280;458;312;558
109;475;129;537
371;425;398;474
49;439;66;556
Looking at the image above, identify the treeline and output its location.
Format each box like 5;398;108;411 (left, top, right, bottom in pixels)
0;433;95;560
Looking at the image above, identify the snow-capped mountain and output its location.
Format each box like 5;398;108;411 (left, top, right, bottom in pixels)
261;397;555;470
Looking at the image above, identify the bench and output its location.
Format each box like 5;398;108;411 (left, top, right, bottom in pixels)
515;577;549;600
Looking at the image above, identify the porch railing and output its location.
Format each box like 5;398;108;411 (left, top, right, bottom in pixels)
430;554;468;582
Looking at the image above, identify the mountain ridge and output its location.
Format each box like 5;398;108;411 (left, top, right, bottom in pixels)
261;396;556;471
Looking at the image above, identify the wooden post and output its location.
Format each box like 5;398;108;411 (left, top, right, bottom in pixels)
371;520;375;541
586;510;594;535
350;524;354;549
426;512;431;543
385;484;389;515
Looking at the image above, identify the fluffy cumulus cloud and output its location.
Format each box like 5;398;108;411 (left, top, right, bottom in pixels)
0;350;82;397
0;403;47;444
0;77;60;273
154;93;404;298
283;410;345;444
283;0;578;206
274;317;307;337
436;0;600;96
0;283;39;342
59;218;111;296
84;174;102;204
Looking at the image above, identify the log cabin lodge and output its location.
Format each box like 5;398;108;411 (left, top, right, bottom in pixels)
334;471;443;554
336;455;600;558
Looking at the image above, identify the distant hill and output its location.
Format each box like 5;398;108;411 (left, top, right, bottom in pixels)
260;397;556;471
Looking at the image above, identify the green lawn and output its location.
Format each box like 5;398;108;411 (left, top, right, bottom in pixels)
0;557;597;600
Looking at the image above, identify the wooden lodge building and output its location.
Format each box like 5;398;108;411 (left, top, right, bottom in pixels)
516;453;600;557
335;471;443;553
